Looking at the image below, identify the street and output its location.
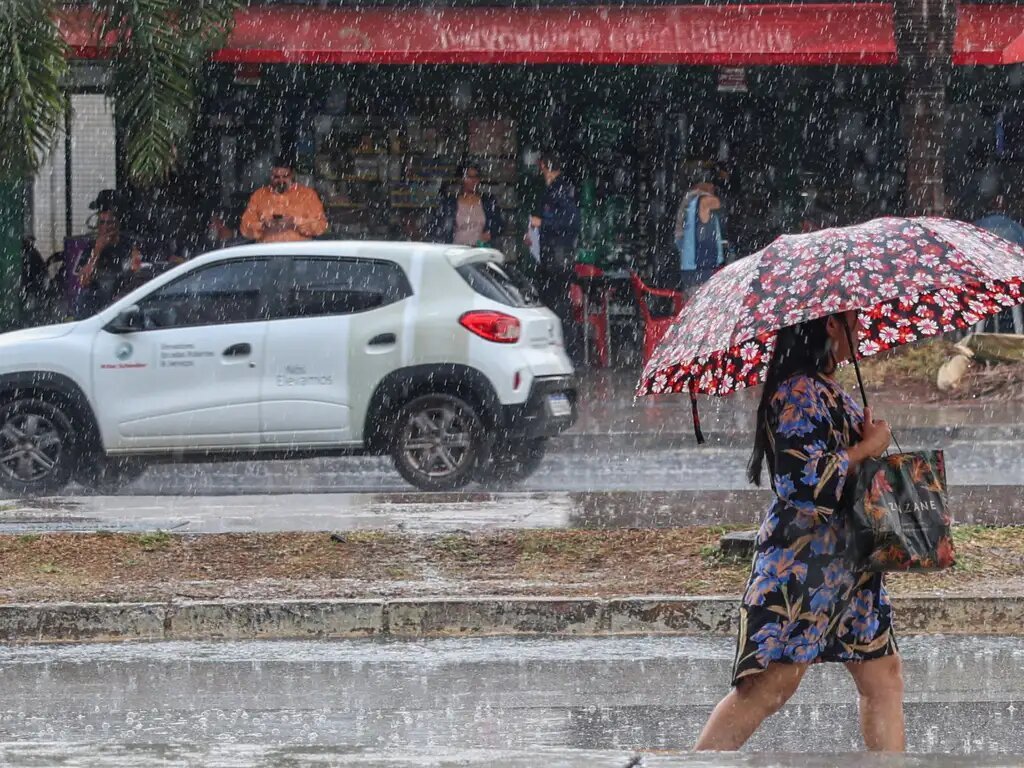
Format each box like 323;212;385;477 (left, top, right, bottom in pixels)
3;439;1024;533
1;635;1022;756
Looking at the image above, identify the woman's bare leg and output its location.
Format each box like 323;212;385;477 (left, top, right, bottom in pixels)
845;654;905;752
694;662;808;751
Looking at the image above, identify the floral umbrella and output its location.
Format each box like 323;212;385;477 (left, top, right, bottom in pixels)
637;217;1024;404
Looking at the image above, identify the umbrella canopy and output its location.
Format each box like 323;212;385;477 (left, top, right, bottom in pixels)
974;213;1024;247
637;217;1024;398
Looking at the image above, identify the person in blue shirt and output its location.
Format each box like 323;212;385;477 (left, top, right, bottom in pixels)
974;195;1024;246
674;180;725;296
528;152;582;363
974;194;1024;333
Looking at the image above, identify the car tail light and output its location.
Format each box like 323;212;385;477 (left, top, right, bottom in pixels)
459;311;521;344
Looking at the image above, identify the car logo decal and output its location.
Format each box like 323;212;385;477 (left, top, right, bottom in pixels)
115;342;133;361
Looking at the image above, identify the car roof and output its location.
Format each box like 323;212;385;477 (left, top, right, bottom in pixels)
188;241;503;270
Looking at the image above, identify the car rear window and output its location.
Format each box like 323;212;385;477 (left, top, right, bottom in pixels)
457;262;541;308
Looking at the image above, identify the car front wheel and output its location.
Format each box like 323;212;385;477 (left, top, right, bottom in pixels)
390;394;487;491
0;398;77;496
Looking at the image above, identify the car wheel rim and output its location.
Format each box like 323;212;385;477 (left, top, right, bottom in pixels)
402;405;473;478
0;412;63;483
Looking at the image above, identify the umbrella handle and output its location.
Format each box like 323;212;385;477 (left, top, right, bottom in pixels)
839;314;903;456
839;314;870;410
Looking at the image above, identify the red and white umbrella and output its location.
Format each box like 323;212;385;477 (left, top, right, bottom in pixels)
637;217;1024;402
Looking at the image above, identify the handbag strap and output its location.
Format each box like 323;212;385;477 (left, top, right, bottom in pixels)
838;314;904;455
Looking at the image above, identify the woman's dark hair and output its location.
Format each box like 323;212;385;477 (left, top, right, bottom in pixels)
747;316;833;487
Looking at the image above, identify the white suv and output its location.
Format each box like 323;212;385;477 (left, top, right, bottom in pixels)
0;242;577;494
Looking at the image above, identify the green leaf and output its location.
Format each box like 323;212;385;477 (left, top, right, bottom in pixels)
0;0;69;179
92;0;240;184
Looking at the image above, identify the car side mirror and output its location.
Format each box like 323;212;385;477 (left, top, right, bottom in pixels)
106;305;143;334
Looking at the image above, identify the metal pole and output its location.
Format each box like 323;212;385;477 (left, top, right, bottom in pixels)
64;95;73;240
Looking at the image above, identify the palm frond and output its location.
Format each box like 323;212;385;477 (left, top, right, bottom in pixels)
0;0;69;179
92;0;240;185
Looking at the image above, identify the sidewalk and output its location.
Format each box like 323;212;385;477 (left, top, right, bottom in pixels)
0;745;1017;768
562;369;1024;448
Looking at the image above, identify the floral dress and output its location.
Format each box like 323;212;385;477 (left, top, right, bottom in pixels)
732;373;897;686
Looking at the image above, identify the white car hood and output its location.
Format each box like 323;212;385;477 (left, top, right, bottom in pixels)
0;322;79;347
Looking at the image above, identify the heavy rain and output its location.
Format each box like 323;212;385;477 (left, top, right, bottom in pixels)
3;1;1024;766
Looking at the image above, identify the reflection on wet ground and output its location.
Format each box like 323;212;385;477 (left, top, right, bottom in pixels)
2;484;1021;534
1;636;1022;756
91;439;1024;495
3;743;1024;767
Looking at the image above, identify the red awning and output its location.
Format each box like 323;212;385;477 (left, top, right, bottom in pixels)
56;4;1024;67
956;6;1024;65
215;5;895;66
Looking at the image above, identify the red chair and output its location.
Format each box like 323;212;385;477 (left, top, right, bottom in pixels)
571;264;610;367
630;272;685;364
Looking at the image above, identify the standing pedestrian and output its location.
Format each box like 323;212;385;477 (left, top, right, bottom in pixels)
528;152;582;364
240;156;328;243
694;311;904;752
974;194;1024;333
74;206;143;319
426;162;504;246
674;180;725;296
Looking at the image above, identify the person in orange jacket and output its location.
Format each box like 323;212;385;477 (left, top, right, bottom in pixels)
240;157;328;243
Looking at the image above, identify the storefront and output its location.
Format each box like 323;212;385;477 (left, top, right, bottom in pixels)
57;2;1024;252
43;2;1024;355
188;61;903;270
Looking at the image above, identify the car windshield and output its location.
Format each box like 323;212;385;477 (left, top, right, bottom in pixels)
456;261;541;308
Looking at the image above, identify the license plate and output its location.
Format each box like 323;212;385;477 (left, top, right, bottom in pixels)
547;393;572;418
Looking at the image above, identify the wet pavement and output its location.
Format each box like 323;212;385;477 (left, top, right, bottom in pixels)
1;636;1022;758
2;437;1023;532
3;745;1023;767
0;745;1022;768
2;484;1023;534
87;439;1024;495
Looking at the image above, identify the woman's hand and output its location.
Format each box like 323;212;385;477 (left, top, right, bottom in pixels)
848;407;892;465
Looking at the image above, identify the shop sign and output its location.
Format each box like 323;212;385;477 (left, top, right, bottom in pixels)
717;67;748;93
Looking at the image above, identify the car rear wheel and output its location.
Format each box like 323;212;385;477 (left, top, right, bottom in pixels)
390;394;487;491
0;398;77;496
475;438;548;485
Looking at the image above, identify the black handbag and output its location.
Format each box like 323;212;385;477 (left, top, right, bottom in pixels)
841;322;956;573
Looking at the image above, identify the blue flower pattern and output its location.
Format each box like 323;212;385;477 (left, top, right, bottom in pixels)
733;374;896;686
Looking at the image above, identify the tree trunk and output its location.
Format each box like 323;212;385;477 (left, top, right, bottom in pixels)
894;0;956;217
0;181;23;332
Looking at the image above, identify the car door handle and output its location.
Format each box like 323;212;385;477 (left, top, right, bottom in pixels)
368;333;397;346
223;343;252;357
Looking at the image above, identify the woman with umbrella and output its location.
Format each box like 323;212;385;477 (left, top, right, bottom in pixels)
638;217;1024;752
695;311;900;751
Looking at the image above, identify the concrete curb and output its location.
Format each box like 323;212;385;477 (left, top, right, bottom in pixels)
2;595;1024;644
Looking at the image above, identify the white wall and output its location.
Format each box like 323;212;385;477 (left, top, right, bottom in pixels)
32;94;117;256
